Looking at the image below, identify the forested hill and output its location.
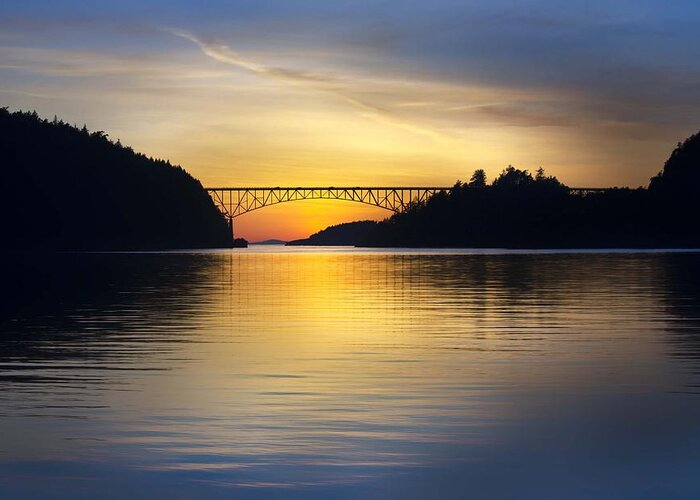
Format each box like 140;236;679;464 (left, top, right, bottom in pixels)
287;221;378;246
1;109;231;250
361;132;700;248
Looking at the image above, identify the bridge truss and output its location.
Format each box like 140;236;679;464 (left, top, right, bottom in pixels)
205;187;449;219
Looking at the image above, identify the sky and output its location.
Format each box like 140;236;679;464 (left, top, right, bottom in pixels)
2;1;700;241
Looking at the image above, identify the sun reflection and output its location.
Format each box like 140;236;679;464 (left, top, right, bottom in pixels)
1;251;696;497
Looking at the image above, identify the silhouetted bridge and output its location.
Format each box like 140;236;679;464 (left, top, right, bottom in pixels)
205;186;608;220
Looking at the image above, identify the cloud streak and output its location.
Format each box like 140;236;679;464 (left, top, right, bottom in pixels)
169;29;452;141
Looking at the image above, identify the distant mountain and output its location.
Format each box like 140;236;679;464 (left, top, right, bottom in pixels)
253;239;288;245
1;108;233;250
287;221;378;246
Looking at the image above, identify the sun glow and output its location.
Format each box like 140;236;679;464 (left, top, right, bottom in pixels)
232;200;388;243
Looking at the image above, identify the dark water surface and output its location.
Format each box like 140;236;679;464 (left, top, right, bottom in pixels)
2;248;700;499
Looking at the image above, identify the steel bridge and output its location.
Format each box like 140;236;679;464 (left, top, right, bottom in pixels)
206;187;450;219
205;186;608;221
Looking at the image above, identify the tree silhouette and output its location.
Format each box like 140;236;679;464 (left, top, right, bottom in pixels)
1;108;233;250
492;165;534;189
649;131;700;194
469;169;487;187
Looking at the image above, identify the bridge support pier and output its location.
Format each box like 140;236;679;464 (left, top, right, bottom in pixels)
228;217;235;246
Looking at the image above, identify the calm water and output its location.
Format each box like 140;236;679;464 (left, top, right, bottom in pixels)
2;248;700;499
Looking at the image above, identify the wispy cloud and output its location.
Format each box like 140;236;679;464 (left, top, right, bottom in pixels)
0;87;59;99
0;40;589;132
0;45;241;83
169;29;453;141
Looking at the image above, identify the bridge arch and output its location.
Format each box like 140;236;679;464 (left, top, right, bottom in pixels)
206;187;449;219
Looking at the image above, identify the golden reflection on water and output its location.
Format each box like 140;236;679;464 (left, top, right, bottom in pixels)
1;250;700;498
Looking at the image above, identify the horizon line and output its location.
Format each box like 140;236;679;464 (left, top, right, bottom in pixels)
204;186;613;191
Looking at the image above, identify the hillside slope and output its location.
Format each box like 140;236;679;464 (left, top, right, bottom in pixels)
1;109;231;250
361;133;700;248
287;221;378;246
